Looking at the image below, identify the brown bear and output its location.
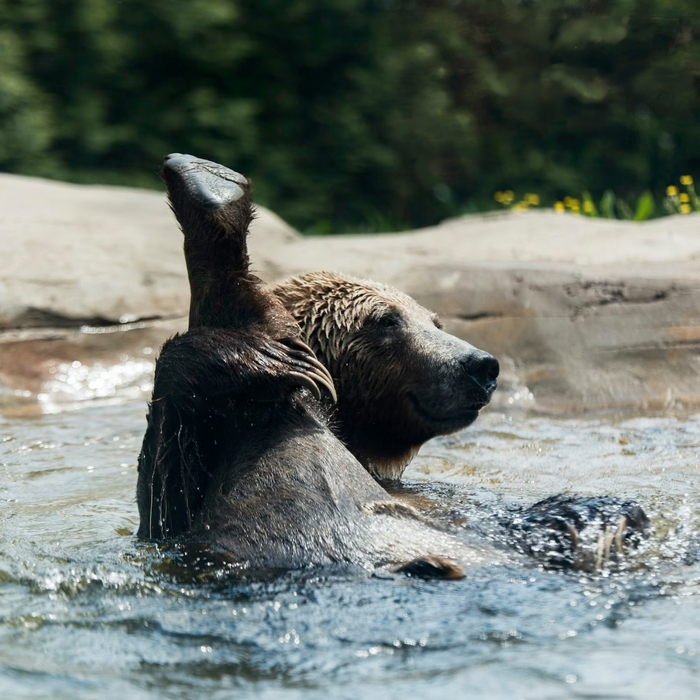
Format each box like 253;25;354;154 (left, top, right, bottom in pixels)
274;272;499;480
136;153;495;577
274;275;654;570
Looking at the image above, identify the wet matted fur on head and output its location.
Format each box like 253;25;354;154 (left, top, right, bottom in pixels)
274;271;499;480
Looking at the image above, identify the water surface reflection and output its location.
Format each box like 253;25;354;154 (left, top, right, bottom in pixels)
2;404;700;699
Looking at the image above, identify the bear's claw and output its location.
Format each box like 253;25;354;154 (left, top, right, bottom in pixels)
279;338;337;403
284;338;337;402
288;371;322;401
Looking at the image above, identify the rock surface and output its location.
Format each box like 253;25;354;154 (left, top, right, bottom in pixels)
2;172;700;414
0;172;298;328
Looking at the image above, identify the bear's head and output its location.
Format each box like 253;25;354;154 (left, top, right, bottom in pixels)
274;272;499;480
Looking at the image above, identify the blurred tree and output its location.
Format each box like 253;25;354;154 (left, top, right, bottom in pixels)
0;1;55;173
0;0;699;230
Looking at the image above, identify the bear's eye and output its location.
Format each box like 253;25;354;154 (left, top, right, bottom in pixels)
377;312;402;329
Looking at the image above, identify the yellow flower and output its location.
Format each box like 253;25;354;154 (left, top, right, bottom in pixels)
569;198;580;208
667;185;679;196
681;203;692;214
503;190;514;204
554;202;565;213
525;193;540;206
563;196;573;207
681;175;694;186
583;201;594;213
680;193;690;203
494;191;505;203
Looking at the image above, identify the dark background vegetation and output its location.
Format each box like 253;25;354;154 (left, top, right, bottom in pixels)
1;0;699;231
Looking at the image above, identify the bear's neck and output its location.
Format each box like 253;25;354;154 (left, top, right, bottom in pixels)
334;405;420;481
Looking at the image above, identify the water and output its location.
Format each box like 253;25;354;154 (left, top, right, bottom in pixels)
2;388;700;698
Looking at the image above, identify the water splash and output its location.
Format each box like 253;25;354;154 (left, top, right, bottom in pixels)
2;403;700;697
37;358;154;413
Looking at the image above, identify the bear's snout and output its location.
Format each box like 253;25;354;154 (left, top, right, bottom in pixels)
459;350;499;394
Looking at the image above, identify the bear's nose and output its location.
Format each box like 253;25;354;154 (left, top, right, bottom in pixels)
461;351;499;389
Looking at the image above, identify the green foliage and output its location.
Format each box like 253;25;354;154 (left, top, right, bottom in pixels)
664;177;700;214
495;186;656;220
634;191;655;221
582;191;598;217
616;197;634;220
600;190;616;219
0;0;699;231
0;21;55;173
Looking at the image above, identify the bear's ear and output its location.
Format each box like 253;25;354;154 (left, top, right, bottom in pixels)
430;313;444;330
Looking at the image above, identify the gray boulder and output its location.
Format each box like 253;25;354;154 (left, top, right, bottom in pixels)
1;172;699;413
0;172;297;327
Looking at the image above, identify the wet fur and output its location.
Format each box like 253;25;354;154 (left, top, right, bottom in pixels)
136;155;490;576
136;154;647;575
273;277;650;569
275;272;497;479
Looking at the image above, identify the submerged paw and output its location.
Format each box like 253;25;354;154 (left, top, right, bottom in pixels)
507;494;649;572
394;555;465;580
